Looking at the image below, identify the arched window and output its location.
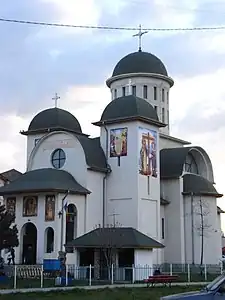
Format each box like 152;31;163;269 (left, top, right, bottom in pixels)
45;227;54;253
51;148;66;169
66;204;77;253
184;153;198;174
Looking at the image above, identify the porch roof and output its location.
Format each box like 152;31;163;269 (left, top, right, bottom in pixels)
0;168;91;195
66;227;164;249
182;173;223;198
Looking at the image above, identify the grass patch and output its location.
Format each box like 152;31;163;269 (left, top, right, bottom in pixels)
0;286;203;300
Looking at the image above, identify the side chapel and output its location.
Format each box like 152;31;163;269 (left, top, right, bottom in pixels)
0;42;223;272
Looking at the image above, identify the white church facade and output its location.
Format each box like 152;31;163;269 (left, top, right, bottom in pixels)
0;48;223;270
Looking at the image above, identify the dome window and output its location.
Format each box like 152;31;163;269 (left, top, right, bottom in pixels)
51;148;66;169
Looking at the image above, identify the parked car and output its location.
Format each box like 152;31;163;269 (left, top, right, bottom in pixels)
160;274;225;299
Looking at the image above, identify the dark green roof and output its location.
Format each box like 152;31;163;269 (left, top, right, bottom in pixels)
217;206;225;214
160;146;213;179
76;136;108;172
21;108;82;135
93;95;165;127
66;227;164;249
112;51;168;77
0;168;90;195
0;169;22;182
183;174;222;198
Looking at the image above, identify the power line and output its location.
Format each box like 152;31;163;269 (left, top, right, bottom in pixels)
0;17;225;32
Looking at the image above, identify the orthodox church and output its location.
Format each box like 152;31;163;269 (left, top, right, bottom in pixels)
0;43;223;272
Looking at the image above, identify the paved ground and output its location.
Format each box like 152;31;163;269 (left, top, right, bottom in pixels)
0;281;208;294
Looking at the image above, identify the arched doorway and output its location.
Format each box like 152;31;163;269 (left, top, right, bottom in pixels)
21;222;37;264
65;204;77;253
44;227;54;253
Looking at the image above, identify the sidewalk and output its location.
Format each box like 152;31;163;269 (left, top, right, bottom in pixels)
0;281;208;294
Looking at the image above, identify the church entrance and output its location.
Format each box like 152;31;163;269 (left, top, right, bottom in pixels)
21;222;37;265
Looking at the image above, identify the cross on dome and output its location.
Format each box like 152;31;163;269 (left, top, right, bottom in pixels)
109;211;120;227
133;24;148;52
52;92;60;108
126;79;133;95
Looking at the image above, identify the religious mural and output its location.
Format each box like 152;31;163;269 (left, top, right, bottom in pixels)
6;197;16;215
45;195;55;221
23;196;38;217
139;127;157;177
110;127;128;157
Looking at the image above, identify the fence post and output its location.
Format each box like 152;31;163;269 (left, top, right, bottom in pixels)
221;261;223;274
204;264;207;281
13;265;17;289
132;265;135;284
65;264;68;286
89;264;92;286
170;263;173;276
187;264;190;283
40;264;44;288
111;264;114;285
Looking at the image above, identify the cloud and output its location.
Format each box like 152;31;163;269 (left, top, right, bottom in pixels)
1;0;225;117
170;68;225;134
0;115;27;173
1;0;225;225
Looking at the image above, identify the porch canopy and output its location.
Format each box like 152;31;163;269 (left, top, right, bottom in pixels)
66;227;164;249
0;168;91;195
182;173;223;198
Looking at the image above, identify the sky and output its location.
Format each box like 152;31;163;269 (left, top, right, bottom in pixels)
1;0;225;223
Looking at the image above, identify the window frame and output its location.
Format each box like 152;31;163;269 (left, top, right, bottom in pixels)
51;148;66;169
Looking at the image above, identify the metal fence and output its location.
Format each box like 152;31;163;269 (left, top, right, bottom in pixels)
0;263;223;289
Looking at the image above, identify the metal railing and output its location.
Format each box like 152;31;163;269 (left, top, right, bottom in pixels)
0;262;223;289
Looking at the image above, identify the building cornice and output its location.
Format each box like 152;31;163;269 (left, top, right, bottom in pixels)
106;72;174;88
159;133;191;145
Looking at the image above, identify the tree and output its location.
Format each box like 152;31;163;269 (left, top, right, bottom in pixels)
94;221;122;281
193;197;212;266
0;204;19;253
185;195;213;267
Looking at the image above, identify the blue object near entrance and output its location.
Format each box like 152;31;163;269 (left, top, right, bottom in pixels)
43;259;61;271
0;275;8;282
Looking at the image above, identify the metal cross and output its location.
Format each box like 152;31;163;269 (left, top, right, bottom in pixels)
109;212;120;227
133;24;148;51
126;79;132;95
52;92;60;108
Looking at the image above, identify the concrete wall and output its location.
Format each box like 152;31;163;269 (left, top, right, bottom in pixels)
161;178;185;264
183;195;222;264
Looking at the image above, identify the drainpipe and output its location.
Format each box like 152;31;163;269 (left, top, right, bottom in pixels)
102;122;111;228
60;190;70;251
191;191;195;264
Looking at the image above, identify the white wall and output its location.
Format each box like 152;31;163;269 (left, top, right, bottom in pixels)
134;249;153;280
109;76;171;135
183;195;222;265
138;122;161;264
161;178;185;264
101;120;162;263
0;179;4;205
86;170;104;231
28;131;87;188
160;205;165;263
26;133;45;166
10;192;88;264
13;193;58;264
101;122;139;228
